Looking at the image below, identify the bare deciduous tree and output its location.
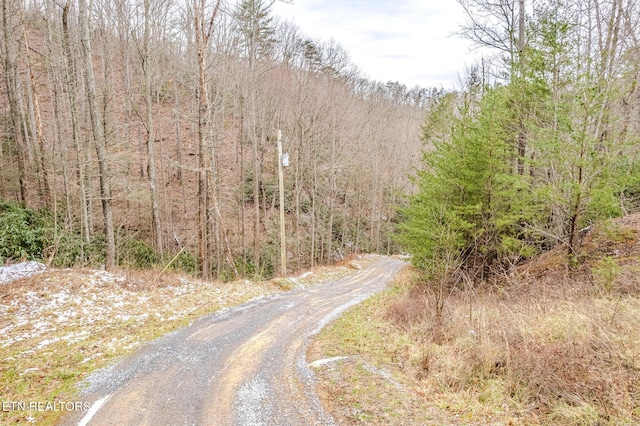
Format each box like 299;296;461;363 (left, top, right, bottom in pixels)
78;0;115;269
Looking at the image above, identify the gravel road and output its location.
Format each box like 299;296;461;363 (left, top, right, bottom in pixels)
60;257;404;426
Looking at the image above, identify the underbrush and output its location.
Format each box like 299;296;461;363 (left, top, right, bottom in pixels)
0;198;375;281
311;217;640;425
386;273;640;424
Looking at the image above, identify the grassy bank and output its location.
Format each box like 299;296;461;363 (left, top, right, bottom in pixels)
309;218;640;425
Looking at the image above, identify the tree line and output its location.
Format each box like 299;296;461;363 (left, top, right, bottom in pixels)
398;0;640;287
0;0;426;278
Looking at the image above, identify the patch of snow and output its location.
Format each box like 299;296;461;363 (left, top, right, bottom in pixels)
349;260;363;270
122;342;139;350
56;309;78;323
33;336;61;351
62;330;90;344
85;270;127;289
308;356;351;368
80;353;103;364
361;362;405;390
0;261;46;284
286;277;302;288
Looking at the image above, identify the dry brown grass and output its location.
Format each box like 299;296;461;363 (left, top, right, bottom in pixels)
311;215;640;425
385;285;431;330
407;291;640;424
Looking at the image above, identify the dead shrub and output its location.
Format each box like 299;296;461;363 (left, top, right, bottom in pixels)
385;285;430;330
611;263;640;295
396;272;640;422
506;338;640;420
119;268;183;291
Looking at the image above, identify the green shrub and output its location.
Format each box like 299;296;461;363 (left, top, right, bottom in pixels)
0;198;167;270
592;256;621;293
257;245;276;280
50;232;83;268
131;239;157;268
84;234;106;267
55;234;105;268
172;251;197;274
117;237;157;268
0;199;49;264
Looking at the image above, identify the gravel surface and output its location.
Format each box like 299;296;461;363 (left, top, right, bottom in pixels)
59;258;404;426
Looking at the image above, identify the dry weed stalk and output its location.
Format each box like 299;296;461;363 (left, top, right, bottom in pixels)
385;257;640;423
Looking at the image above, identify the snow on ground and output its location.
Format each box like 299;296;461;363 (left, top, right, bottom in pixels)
1;255;384;367
0;261;46;284
0;267;282;362
1;270;151;351
1;256;388;425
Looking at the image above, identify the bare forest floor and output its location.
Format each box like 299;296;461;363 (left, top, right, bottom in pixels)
0;254;380;425
308;214;640;425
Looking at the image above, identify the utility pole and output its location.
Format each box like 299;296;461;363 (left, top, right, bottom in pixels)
277;130;287;276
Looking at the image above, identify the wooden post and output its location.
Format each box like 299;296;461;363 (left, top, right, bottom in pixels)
277;130;287;277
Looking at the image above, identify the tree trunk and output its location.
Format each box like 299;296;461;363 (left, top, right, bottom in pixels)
78;0;115;269
2;0;28;206
516;0;527;176
23;30;52;208
252;114;261;275
144;0;163;256
193;0;221;279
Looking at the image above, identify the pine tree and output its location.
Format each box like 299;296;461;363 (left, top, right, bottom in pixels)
234;0;276;65
397;86;535;283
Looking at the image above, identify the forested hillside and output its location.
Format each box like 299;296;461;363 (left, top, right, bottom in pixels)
4;0;639;285
0;0;425;279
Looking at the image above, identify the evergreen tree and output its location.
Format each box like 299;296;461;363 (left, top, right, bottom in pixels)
234;0;277;64
523;2;634;260
397;86;536;283
399;0;638;286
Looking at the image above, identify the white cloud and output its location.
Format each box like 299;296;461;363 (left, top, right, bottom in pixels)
271;0;480;88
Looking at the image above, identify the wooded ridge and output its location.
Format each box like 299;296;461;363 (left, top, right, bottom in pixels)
3;0;640;286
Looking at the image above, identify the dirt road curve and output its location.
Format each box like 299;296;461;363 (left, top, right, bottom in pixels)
61;258;404;426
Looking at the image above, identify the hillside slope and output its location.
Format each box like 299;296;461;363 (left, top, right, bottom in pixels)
0;3;425;278
309;214;640;425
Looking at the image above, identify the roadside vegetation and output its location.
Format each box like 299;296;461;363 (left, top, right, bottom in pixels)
310;216;640;425
0;198;172;271
328;2;640;423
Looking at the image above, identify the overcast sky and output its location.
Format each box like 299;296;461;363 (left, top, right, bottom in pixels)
270;0;479;89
